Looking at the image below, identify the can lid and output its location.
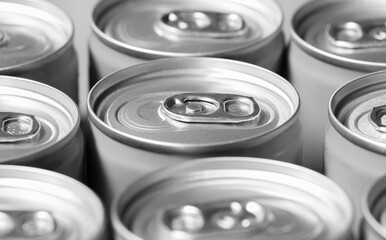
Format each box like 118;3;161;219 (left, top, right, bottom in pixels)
362;175;386;238
0;165;105;240
0;76;80;162
0;0;73;72
92;0;282;58
292;0;386;71
329;70;386;154
88;58;299;153
112;157;353;240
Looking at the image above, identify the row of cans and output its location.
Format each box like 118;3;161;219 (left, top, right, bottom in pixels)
2;155;386;240
2;0;386;239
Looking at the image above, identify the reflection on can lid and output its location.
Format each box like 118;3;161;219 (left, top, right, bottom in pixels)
92;0;282;58
112;157;353;240
329;70;386;154
0;76;80;162
292;0;386;71
0;0;73;72
88;58;299;153
0;165;105;240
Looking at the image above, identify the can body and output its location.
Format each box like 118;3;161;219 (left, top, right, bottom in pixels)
0;165;106;240
361;175;386;240
0;0;79;102
89;0;285;87
0;76;84;181
87;57;301;207
325;70;386;238
288;0;386;173
111;157;353;240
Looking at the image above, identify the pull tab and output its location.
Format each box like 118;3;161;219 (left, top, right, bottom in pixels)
162;200;271;239
161;93;260;124
0;211;57;239
158;11;248;39
369;105;386;132
0;112;41;143
326;20;386;49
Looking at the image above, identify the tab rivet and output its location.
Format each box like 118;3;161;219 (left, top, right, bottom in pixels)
371;27;386;41
186;102;204;114
369;105;386;132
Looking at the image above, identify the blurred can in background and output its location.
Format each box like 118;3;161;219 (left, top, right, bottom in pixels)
0;0;79;102
111;157;353;240
325;70;386;237
87;58;301;207
89;0;285;87
0;165;105;240
0;76;84;181
288;0;386;173
361;175;386;240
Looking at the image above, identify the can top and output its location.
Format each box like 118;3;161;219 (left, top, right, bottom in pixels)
292;0;386;71
0;165;105;240
362;175;386;238
0;0;73;72
91;0;283;58
329;70;386;154
88;58;299;153
0;76;80;162
112;157;353;240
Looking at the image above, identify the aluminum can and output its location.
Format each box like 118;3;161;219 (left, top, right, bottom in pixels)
288;0;386;173
0;0;79;102
361;175;386;240
0;76;84;181
89;0;285;87
325;70;386;238
0;165;106;240
87;57;301;207
111;157;353;240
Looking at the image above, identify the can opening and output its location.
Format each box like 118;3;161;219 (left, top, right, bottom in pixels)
158;11;247;39
326;20;386;49
161;93;260;124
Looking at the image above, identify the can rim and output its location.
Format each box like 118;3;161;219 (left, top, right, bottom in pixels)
90;0;284;59
0;75;81;162
328;70;386;155
0;0;75;74
0;164;106;240
87;57;300;154
361;175;386;238
110;157;354;240
291;0;386;72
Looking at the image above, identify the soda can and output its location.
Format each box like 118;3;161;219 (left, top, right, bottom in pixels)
87;57;301;207
111;157;354;240
89;0;285;87
361;175;386;240
0;76;84;181
0;0;79;102
325;70;386;237
0;165;106;240
288;0;386;173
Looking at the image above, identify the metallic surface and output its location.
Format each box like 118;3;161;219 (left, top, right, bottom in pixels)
325;70;386;238
89;0;284;86
87;58;301;207
361;175;386;240
0;165;105;240
288;0;386;173
0;0;79;102
111;157;353;240
0;76;84;181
